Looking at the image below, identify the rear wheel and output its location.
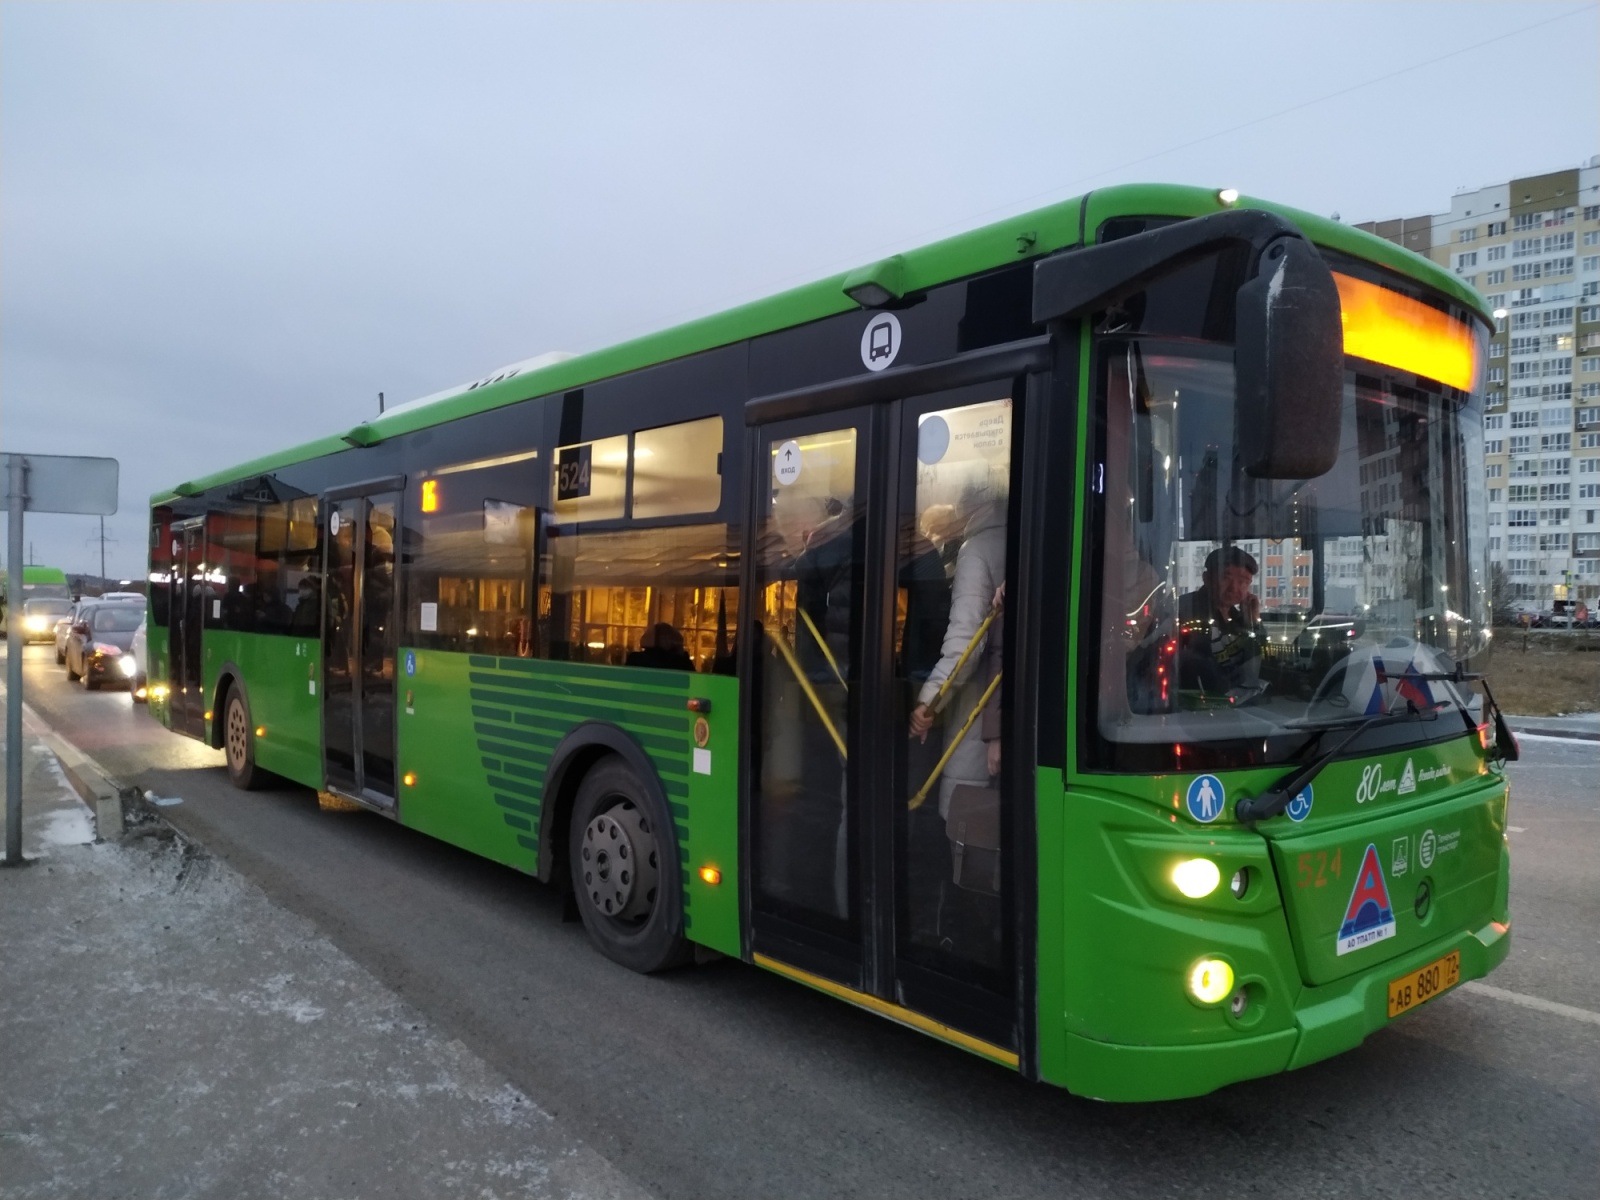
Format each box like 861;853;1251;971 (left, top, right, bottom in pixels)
567;758;691;973
223;687;262;790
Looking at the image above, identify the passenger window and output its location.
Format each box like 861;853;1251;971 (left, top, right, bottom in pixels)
632;416;723;517
539;523;738;671
408;452;541;656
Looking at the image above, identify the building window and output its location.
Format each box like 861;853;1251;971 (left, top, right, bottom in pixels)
1584;231;1600;247
1582;307;1600;323
1581;432;1600;447
1545;232;1575;253
1486;439;1504;454
1513;262;1542;281
1488;221;1507;237
1584;206;1600;222
1488;367;1505;383
1487;243;1507;261
1487;463;1504;478
1485;414;1505;430
1583;357;1600;373
1489;487;1503;502
1457;228;1478;244
1584;256;1600;273
1486;269;1506;286
1456;251;1478;272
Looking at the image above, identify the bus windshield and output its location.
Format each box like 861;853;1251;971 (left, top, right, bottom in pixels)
1089;336;1489;772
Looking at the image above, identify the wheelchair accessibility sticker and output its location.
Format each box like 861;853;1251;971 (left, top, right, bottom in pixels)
1186;774;1225;823
1285;784;1313;822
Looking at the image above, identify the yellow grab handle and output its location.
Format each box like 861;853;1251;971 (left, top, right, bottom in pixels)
925;602;999;717
769;627;848;760
798;607;846;691
909;670;1002;811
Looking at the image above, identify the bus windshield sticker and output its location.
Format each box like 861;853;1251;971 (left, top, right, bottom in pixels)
1336;844;1396;956
419;602;438;632
774;440;802;487
859;312;901;372
1185;774;1225;823
1285;785;1313;822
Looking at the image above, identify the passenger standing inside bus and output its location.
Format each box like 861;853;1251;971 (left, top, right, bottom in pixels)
909;487;1006;815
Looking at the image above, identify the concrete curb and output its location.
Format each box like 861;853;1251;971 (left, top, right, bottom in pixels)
23;700;130;840
1509;726;1600;743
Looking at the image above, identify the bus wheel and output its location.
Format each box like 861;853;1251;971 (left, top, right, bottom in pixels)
223;687;261;791
568;759;691;973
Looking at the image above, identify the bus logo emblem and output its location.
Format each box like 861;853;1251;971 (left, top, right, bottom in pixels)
1186;774;1225;823
1336;843;1396;956
859;312;902;372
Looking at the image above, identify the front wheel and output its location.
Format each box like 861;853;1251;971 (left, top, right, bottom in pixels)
223;687;262;790
567;758;691;974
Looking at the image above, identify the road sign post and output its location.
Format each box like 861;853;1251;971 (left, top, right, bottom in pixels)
2;452;119;865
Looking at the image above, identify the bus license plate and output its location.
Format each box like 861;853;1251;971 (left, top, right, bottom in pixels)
1387;950;1461;1019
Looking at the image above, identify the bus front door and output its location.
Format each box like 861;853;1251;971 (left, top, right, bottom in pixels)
169;520;207;739
746;381;1022;1062
321;489;401;810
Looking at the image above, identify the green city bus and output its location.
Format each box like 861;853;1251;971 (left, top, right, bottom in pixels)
146;184;1515;1101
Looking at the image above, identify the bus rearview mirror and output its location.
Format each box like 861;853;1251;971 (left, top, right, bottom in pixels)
1232;235;1344;480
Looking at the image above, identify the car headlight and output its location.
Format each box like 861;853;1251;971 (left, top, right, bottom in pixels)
118;657;139;677
24;616;49;632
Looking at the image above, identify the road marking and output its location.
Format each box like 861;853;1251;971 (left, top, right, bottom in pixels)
1507;826;1526;833
1511;732;1600;745
1460;981;1600;1027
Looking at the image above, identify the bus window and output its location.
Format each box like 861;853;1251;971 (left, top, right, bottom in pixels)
539;524;738;669
408;456;541;656
631;416;723;518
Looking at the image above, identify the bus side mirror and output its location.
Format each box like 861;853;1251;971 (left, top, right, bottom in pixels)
1233;235;1345;480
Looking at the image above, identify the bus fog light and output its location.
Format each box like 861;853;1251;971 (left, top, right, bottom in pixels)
1172;858;1221;899
1230;988;1250;1017
1230;868;1249;899
1187;958;1234;1005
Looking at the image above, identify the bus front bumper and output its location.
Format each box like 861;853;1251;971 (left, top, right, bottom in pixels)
1061;918;1510;1102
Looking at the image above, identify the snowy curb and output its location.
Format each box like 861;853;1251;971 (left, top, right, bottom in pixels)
24;701;129;840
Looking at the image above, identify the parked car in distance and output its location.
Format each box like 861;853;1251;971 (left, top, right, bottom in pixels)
128;614;149;702
64;603;145;690
19;598;74;643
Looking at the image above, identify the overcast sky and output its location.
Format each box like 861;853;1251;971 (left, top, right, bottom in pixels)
3;0;1596;581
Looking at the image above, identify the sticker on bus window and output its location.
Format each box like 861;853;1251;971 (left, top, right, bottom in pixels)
419;603;438;632
774;440;802;487
1186;774;1225;823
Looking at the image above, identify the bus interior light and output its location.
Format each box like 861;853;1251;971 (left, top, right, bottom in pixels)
1172;858;1221;899
1188;958;1235;1005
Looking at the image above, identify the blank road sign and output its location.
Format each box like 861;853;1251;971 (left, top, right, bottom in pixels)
1;453;119;516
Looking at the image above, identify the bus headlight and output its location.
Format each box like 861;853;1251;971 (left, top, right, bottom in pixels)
1172;858;1221;899
1187;958;1234;1005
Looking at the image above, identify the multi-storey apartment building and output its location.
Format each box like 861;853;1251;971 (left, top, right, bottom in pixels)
1359;157;1600;617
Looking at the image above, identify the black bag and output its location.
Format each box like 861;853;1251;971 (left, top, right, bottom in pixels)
945;784;1001;895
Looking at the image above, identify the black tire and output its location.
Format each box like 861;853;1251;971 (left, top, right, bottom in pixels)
567;758;691;973
83;670;100;691
222;686;262;790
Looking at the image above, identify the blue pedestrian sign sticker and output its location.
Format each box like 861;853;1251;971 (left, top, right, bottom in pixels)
404;650;416;677
1186;774;1226;823
1286;784;1314;822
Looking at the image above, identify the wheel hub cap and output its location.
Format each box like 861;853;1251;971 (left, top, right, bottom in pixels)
580;800;659;922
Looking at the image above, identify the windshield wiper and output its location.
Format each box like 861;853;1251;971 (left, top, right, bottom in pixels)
1234;701;1447;826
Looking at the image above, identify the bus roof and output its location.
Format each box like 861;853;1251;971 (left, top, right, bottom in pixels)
22;566;68;585
155;182;1490;504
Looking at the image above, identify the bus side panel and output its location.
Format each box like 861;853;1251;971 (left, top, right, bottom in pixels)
397;652;741;958
210;630;323;788
147;625;173;729
1052;788;1304;1101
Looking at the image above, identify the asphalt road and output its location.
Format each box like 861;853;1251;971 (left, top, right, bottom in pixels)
11;642;1600;1199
